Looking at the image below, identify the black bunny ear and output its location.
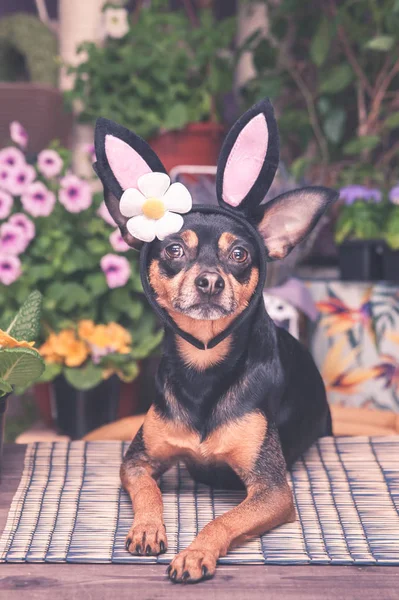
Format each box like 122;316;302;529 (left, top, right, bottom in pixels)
216;98;279;215
94;117;167;201
94;117;167;250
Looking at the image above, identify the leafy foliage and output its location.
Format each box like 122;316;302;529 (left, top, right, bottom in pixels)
335;201;388;244
241;0;399;189
384;206;399;249
7;291;42;342
64;2;236;138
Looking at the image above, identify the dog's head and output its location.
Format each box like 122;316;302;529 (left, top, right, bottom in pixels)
94;99;337;324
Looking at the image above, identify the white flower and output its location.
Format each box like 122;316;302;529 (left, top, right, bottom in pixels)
104;7;130;39
120;173;192;242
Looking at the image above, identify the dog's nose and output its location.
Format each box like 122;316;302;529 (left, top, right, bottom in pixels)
195;272;225;296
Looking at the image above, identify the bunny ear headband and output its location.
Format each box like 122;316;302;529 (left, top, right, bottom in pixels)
94;99;337;350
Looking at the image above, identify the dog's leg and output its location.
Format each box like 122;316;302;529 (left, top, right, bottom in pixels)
167;425;295;583
121;427;169;556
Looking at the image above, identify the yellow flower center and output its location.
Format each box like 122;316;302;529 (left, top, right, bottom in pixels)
142;198;165;220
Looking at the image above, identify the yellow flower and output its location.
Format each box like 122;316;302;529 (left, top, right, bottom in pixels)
85;324;109;349
78;319;96;341
106;322;131;353
0;329;37;350
39;330;89;367
64;339;89;367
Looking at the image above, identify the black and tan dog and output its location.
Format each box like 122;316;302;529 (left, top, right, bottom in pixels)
94;99;337;583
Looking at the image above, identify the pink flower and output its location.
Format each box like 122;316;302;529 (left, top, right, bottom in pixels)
0;165;14;192
100;254;131;288
0;190;13;219
0;253;21;285
38;149;63;178
0;147;25;170
84;143;96;163
10;121;28;149
59;174;92;213
9;213;35;241
109;228;129;252
7;164;36;196
389;186;399;205
0;223;29;255
21;181;55;217
97;201;116;226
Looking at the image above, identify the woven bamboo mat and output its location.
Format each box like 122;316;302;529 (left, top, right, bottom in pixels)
1;437;398;565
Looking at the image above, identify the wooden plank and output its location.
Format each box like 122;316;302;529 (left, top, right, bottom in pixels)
0;444;398;600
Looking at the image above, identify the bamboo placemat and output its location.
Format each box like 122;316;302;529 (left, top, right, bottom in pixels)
1;437;398;564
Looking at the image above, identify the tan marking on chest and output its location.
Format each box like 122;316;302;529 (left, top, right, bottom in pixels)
143;406;267;473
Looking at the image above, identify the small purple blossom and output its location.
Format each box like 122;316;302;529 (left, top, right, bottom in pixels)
21;181;56;217
9;213;35;241
7;164;36;196
90;344;113;364
0;253;21;285
100;254;131;288
0;146;25;170
0;223;29;255
97;201;116;226
10;121;28;149
389;185;399;205
340;185;382;205
37;149;63;178
0;190;13;219
59;174;92;213
84;143;96;163
109;228;129;252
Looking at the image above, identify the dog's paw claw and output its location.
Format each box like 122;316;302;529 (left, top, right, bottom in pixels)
167;549;216;583
125;522;167;556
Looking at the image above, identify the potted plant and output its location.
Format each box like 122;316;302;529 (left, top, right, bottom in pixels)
382;185;399;281
0;13;72;152
0;121;162;435
64;1;236;171
0;291;45;473
334;185;388;280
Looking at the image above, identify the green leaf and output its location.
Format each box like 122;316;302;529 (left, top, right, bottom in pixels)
0;378;12;395
163;103;188;131
38;362;62;383
7;291;42;342
0;348;45;388
343;135;380;155
384;112;399;130
319;64;353;94
131;330;163;359
85;273;108;296
310;17;331;67
323;109;346;144
64;362;103;391
366;36;395;51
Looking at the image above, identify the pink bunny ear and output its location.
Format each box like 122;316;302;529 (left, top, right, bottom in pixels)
94;117;166;201
216;99;279;214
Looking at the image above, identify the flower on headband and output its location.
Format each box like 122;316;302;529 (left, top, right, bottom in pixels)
119;173;192;242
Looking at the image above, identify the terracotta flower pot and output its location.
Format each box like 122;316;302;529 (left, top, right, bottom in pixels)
148;122;225;172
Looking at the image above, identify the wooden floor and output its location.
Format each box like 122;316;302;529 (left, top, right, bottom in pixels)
0;444;398;600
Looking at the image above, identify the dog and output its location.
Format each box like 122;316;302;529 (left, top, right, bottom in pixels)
94;98;337;584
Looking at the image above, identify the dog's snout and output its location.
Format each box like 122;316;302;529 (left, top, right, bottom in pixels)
195;272;225;296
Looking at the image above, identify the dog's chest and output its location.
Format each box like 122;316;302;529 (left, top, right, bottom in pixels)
143;406;267;473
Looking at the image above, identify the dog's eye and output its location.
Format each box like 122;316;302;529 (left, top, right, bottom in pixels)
230;247;248;263
165;243;184;259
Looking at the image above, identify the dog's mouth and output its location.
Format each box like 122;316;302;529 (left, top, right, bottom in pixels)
173;298;236;321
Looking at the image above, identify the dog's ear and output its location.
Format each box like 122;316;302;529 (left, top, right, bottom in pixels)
94;117;167;250
253;187;338;260
216;98;279;215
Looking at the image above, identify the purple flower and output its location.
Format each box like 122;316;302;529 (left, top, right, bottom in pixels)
0;190;13;219
0;146;25;170
0;223;29;255
100;254;131;288
97;201;116;226
7;164;36;196
38;149;64;178
59;174;92;213
10;121;28;149
340;185;382;204
0;253;21;285
389;185;399;205
9;213;35;241
84;143;96;163
109;228;129;252
21;181;56;217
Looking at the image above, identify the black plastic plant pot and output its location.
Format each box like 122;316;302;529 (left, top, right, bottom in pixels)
53;375;121;440
338;240;384;282
382;245;399;282
0;393;9;480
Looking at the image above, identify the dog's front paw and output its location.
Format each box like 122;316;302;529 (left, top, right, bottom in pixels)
125;522;167;556
166;549;217;583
